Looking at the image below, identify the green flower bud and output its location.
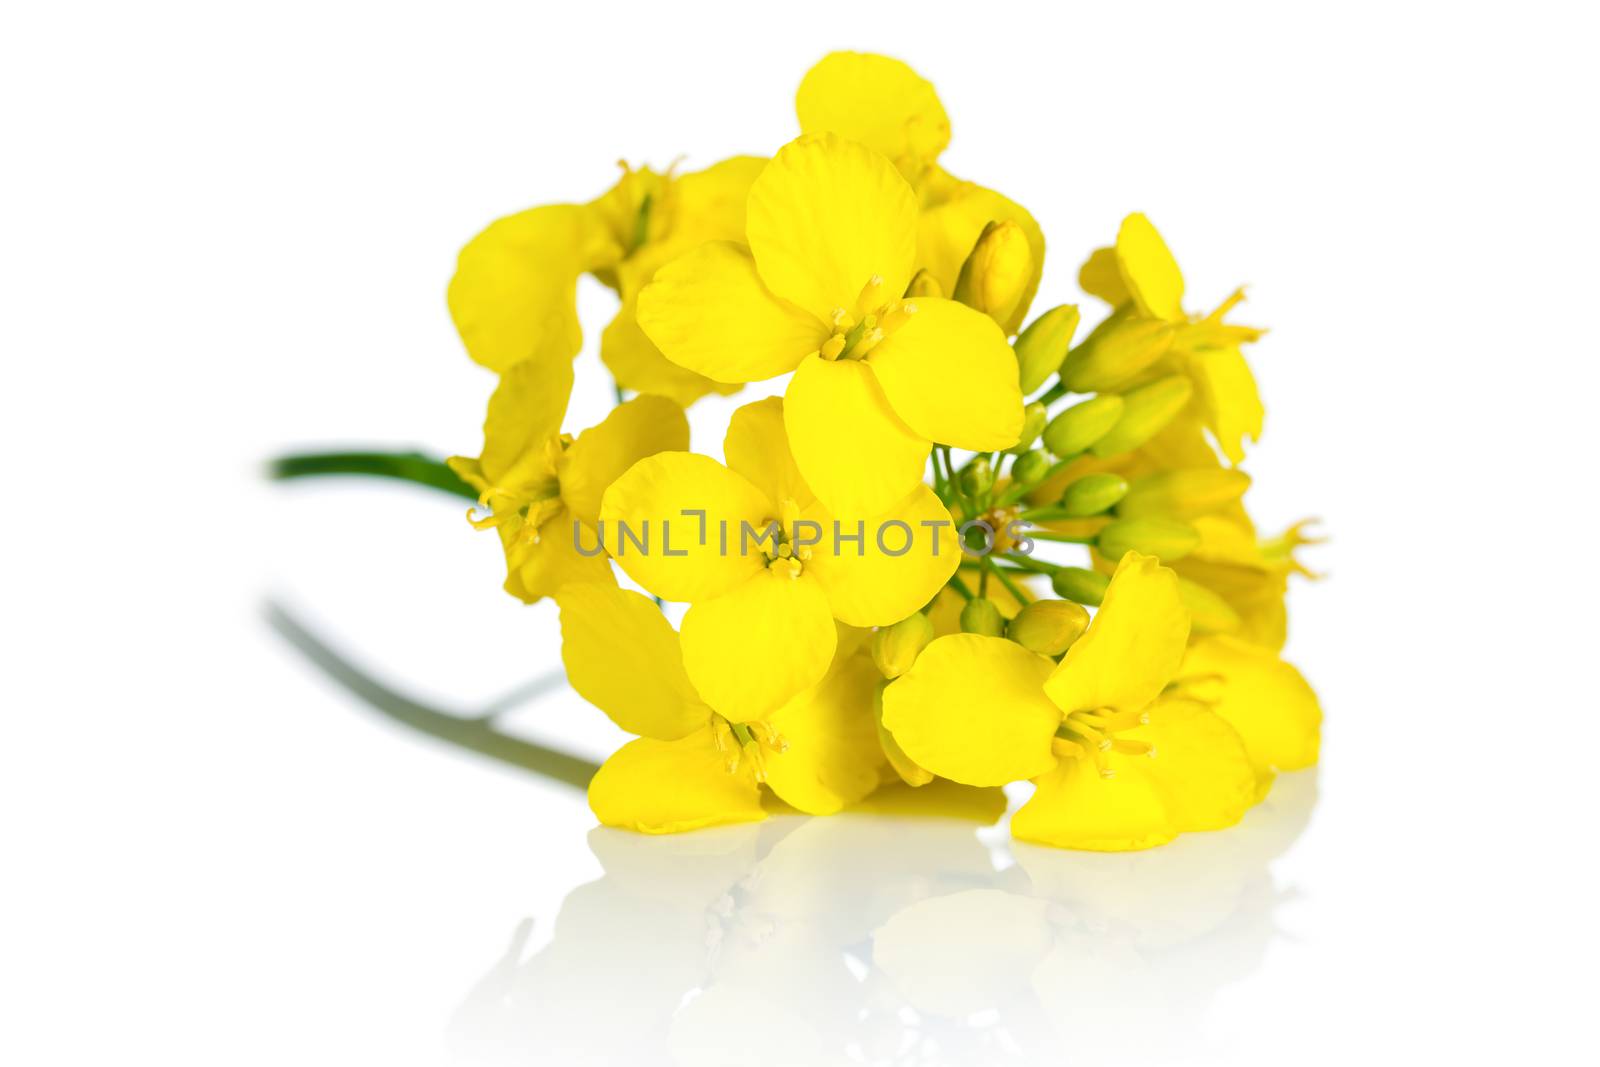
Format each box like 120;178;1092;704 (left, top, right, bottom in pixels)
1116;468;1252;519
959;455;994;497
1007;599;1090;656
1178;578;1242;635
1042;395;1125;457
904;268;944;299
959;597;1006;636
1010;449;1052;487
1007;401;1048;454
1096;516;1201;562
1060;472;1129;516
1059;316;1176;392
1050;566;1109;605
871;612;935;679
1090;375;1194;457
1013;304;1080;393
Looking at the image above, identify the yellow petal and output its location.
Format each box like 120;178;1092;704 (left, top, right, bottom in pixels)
636;241;825;384
473;354;573;488
880;634;1060;787
724;396;813;510
1179;636;1321;775
599;300;741;408
1044;551;1190;718
1115;213;1185;322
1078;246;1130;307
555;584;708;741
557;395;689;526
1013;700;1256;851
448;203;621;372
1188;345;1264;465
795;52;950;183
867;297;1024;449
599;452;768;603
763;650;886;814
784;353;929;519
1128;699;1259;831
803;486;960;627
746;134;918;323
1012;755;1177;852
588;729;765;834
914;178;1046;334
679;569;837;721
666;154;768;246
502;507;615;603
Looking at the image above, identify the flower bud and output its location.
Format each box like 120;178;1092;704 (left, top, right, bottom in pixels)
1007;599;1090;656
1059;317;1176;392
952;220;1032;327
1178;578;1242;635
1012;304;1080;393
1090;375;1193;457
1096;517;1201;562
871;612;935;679
904;268;944;299
1050;566;1109;605
1117;468;1252;519
959;597;1006;636
1061;472;1129;517
1007;401;1047;454
1042;394;1124;456
1010;449;1052;487
959;455;994;497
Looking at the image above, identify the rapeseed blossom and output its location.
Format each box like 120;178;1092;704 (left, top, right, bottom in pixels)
432;50;1324;852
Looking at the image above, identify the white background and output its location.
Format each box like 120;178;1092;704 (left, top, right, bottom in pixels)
4;2;1598;1063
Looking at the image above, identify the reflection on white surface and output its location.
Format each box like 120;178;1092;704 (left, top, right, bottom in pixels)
448;772;1316;1066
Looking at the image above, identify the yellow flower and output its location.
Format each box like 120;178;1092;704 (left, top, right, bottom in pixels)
558;583;885;833
1176;635;1322;779
1073;212;1267;463
795;51;1047;335
599;397;960;719
447;355;687;603
1167;512;1322;650
638;134;1025;518
447;155;764;406
882;552;1261;850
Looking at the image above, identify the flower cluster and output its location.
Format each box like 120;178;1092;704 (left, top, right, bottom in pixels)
446;52;1321;850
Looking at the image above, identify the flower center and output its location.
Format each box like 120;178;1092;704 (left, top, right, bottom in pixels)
465;436;570;545
818;275;919;361
757;498;810;579
713;717;788;782
1052;707;1154;779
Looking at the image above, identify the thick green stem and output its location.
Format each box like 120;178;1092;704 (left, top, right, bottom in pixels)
267;450;477;502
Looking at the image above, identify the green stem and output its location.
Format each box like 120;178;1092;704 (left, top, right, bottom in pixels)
1028;530;1098;544
989;561;1031;604
1002;552;1060;574
996;453;1081;508
263;600;598;788
268;450;477;502
1036;382;1068;406
947;572;975;601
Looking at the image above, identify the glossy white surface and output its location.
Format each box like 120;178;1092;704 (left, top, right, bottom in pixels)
4;2;1597;1064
